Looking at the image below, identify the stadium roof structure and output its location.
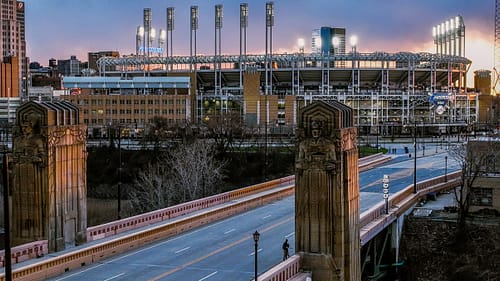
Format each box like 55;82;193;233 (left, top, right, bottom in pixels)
96;51;471;91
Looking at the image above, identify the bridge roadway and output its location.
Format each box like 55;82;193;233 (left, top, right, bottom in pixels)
40;152;458;281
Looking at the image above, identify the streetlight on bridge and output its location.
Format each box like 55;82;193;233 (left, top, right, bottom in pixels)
253;230;260;281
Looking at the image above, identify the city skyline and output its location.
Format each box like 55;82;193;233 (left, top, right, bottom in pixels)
25;0;493;83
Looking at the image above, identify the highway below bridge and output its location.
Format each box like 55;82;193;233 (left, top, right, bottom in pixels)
38;151;458;281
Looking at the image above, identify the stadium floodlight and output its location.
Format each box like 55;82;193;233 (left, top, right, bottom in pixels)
240;3;248;28
266;2;274;27
167;7;174;31
159;29;166;41
137;26;144;38
350;35;358;47
298;38;305;53
150;28;156;40
191;6;198;30
332;36;340;48
215;4;223;29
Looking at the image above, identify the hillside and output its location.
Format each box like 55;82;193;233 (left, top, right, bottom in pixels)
398;213;500;281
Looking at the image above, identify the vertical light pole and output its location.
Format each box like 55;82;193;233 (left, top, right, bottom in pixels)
190;6;199;119
117;126;122;220
253;230;260;281
214;4;223;113
413;122;417;193
167;7;174;70
444;155;448;182
2;145;12;281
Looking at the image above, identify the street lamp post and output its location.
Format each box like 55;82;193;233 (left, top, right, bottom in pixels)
117;126;122;220
253;230;260;281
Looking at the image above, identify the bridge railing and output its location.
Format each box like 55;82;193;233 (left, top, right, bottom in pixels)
86;175;294;241
0;241;48;267
359;171;462;245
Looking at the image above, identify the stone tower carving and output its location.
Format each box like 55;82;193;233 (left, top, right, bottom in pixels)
11;101;87;252
295;100;360;281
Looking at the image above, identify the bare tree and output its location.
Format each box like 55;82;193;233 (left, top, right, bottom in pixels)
205;112;244;155
169;139;226;201
449;139;499;227
129;162;176;213
130;140;226;213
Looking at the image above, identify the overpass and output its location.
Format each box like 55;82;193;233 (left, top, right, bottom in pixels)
0;153;461;280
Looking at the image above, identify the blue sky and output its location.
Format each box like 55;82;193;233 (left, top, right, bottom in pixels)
25;0;494;75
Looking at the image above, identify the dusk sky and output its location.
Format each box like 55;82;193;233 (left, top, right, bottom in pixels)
25;0;494;83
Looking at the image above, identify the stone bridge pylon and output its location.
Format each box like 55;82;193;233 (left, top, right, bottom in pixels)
295;100;360;281
11;100;87;252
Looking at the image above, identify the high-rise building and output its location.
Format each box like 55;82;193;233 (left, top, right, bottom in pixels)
311;26;346;55
474;70;492;95
58;55;82;77
0;1;27;96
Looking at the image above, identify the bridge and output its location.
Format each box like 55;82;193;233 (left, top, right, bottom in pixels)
0;149;460;281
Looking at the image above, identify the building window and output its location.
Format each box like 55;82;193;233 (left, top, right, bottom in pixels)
470;187;493;207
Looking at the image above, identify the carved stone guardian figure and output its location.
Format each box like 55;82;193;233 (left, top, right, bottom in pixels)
295;101;360;281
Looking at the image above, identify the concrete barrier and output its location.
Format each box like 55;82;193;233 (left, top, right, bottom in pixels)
0;240;48;268
254;255;309;281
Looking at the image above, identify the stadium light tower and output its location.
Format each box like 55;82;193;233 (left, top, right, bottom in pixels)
433;15;464;57
350;35;358;53
136;26;144;56
298;38;305;53
158;29;166;57
265;1;274;96
143;8;152;58
495;0;500;94
167;7;174;70
214;4;223;101
240;3;248;90
190;6;198;72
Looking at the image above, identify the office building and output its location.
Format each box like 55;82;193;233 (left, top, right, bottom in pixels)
0;1;27;97
311;26;346;55
58;55;82;77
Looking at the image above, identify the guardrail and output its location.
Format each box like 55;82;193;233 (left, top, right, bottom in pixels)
359;171;462;245
253;254;310;281
358;153;392;172
0;241;48;267
86;175;294;242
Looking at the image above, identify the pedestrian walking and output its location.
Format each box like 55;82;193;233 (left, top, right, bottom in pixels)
282;239;290;260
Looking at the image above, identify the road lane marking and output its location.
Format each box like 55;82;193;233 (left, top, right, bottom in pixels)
224;228;236;234
104;273;125;281
248;248;262;256
285;232;295;238
199;271;218;281
53;263;107;280
262;215;272;219
148;216;293;281
175;246;191;254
